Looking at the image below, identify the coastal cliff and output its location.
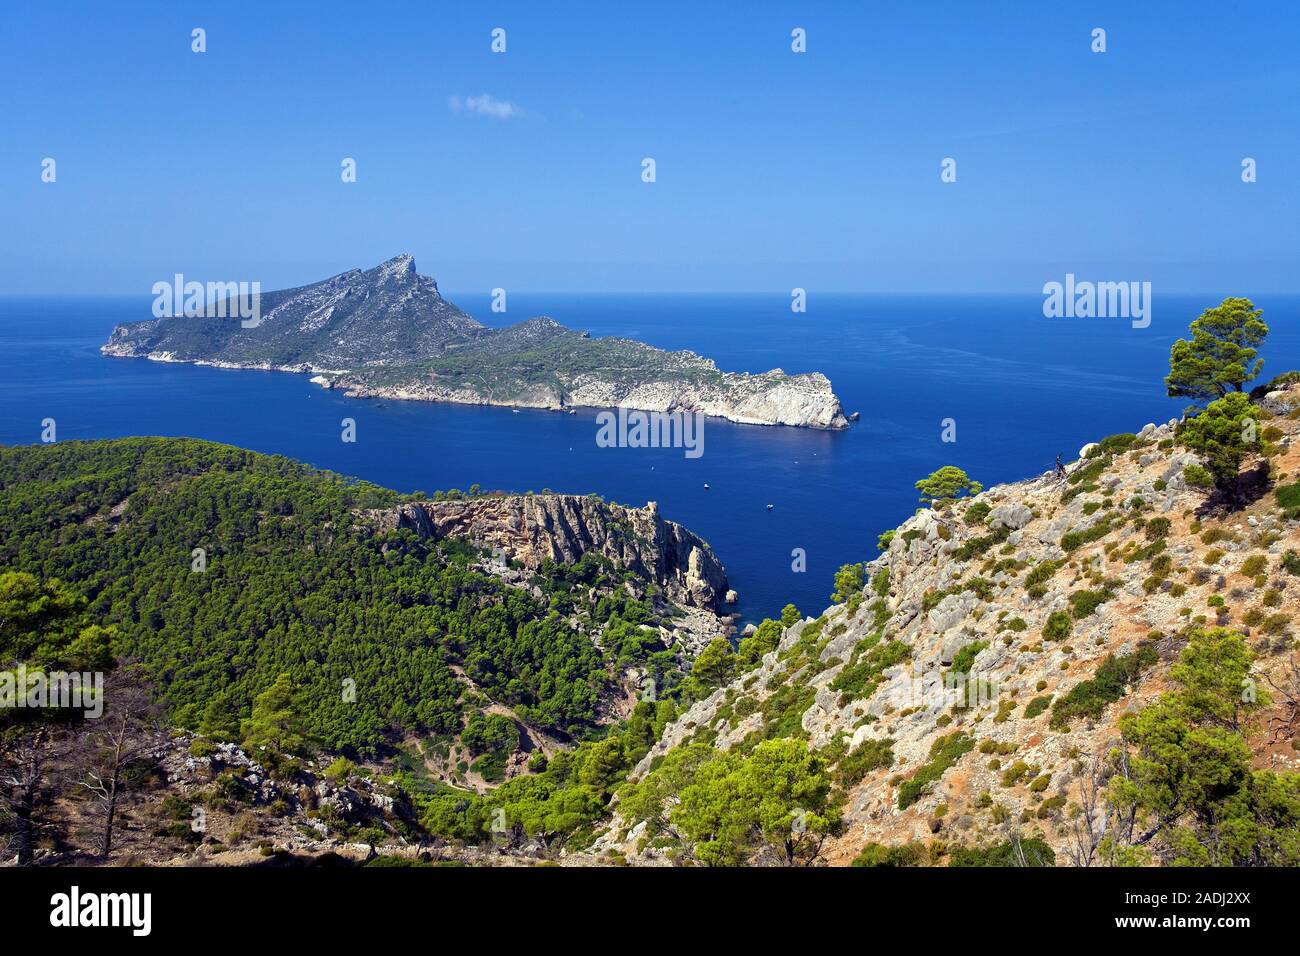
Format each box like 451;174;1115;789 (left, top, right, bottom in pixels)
363;493;729;612
102;255;848;429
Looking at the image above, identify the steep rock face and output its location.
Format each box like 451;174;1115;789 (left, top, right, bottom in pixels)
103;255;848;429
103;254;483;370
365;494;729;611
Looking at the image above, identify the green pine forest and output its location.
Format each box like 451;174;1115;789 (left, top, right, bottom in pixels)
0;437;680;753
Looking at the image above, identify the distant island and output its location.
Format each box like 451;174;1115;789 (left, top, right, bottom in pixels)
102;254;849;429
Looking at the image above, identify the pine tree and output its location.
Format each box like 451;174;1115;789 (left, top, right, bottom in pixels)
1166;297;1267;405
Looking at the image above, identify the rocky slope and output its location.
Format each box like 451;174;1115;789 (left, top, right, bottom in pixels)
363;493;729;612
22;733;613;868
103;254;848;429
598;380;1300;865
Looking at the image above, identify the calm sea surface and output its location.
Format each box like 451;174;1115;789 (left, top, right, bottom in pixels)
3;292;1297;622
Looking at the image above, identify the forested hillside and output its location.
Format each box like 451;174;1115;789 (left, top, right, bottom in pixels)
0;438;682;753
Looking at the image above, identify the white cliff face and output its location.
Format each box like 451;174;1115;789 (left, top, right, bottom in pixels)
334;366;848;428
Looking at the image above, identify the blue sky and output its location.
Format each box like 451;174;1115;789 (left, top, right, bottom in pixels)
2;1;1297;293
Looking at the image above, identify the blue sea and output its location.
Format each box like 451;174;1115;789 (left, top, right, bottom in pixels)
3;292;1297;623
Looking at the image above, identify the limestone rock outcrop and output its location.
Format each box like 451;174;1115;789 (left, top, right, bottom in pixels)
365;493;729;611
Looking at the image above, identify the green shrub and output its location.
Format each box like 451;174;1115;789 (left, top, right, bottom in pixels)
1062;457;1109;503
999;761;1030;787
1277;482;1300;518
1068;587;1113;619
897;733;975;809
836;738;895;788
1042;611;1072;642
1036;794;1067;818
323;757;356;785
831;638;911;706
1049;643;1159;730
1068;457;1109;484
871;569;890;598
950;640;989;675
470;751;508;783
759;683;816;739
852;842;927;867
1184;464;1215;488
1023;695;1053;719
1262;613;1291;635
1093;433;1142;456
1024;560;1062;591
1144;517;1171;541
1240;555;1268;578
953;528;1011;562
1061;518;1115;553
964;501;992;526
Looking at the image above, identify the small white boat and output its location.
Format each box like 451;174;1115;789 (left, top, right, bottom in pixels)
766;504;774;511
703;483;710;490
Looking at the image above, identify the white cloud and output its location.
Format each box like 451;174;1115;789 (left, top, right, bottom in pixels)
448;93;523;120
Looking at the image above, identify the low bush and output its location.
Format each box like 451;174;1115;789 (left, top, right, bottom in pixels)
1068;586;1114;619
852;842;927;867
897;733;975;810
1023;695;1053;719
1061;518;1115;553
1049;643;1159;730
831;638;911;706
1042;611;1072;642
999;760;1030;787
1024;560;1062;590
1240;555;1268;578
950;640;989;675
1144;517;1171;541
836;738;895;788
1277;482;1300;519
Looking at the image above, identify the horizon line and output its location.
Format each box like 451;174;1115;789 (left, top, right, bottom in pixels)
3;289;1297;299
